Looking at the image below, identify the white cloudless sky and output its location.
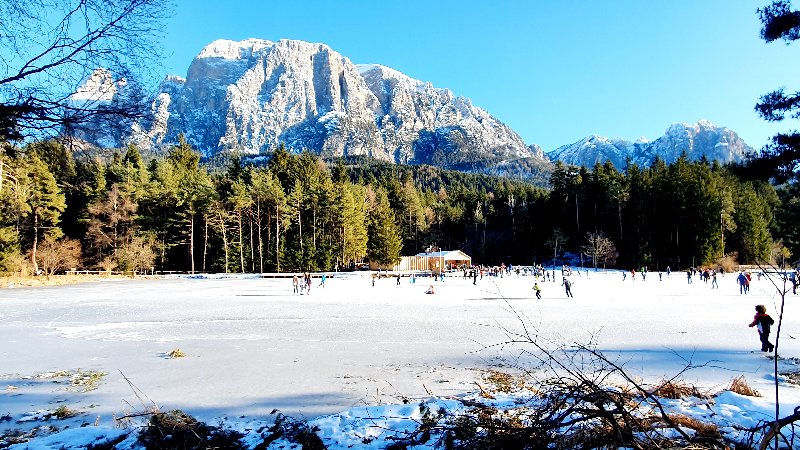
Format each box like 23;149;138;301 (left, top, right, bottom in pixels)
162;0;800;152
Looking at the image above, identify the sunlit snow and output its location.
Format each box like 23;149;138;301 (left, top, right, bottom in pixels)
2;269;799;448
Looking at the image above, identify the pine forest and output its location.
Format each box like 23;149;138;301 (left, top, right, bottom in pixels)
0;136;797;276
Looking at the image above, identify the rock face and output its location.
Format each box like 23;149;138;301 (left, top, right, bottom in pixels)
547;120;754;169
73;39;755;180
119;38;544;174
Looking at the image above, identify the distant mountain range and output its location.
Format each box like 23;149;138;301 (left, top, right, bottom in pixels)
72;38;755;181
547;119;753;169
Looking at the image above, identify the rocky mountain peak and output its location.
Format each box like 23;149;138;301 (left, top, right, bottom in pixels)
548;119;753;169
72;38;545;177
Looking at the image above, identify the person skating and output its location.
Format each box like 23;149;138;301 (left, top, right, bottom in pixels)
562;277;573;298
533;282;542;299
748;304;775;352
737;271;747;294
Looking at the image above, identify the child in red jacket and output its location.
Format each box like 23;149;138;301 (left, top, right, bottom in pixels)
749;304;775;352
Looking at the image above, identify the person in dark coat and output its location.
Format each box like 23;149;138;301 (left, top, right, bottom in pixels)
562;277;573;298
749;304;775;352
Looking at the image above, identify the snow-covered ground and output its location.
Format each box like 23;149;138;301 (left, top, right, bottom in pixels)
1;269;799;448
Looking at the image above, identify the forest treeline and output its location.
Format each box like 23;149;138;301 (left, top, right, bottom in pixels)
0;136;797;275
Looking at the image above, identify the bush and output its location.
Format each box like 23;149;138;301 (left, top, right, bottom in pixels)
715;254;738;273
729;375;761;397
138;409;244;450
167;349;186;358
650;379;707;399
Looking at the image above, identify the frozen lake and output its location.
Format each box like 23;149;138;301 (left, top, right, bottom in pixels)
2;270;798;430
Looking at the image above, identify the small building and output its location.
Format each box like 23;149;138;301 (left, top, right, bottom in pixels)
373;250;472;273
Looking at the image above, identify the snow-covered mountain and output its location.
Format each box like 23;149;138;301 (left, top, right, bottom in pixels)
104;38;546;176
72;39;754;180
548;120;753;168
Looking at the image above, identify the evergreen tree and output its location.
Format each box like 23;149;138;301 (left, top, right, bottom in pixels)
367;187;402;268
748;1;800;182
20;153;66;273
732;181;775;263
333;182;368;270
774;183;800;258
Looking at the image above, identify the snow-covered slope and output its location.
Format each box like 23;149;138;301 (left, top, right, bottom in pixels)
548;120;754;168
89;38;544;175
72;40;754;178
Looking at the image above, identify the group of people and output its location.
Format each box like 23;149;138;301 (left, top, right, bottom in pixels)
291;272;315;295
736;271;752;294
532;276;574;299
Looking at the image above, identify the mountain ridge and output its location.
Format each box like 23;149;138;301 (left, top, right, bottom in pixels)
72;38;754;179
546;119;753;169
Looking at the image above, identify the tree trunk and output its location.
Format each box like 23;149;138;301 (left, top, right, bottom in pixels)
218;210;229;273
249;211;255;273
238;209;244;273
189;211;195;274
298;201;303;267
203;215;208;273
257;201;264;273
31;211;39;274
275;204;281;273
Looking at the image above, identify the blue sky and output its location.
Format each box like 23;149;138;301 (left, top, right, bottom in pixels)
162;0;800;152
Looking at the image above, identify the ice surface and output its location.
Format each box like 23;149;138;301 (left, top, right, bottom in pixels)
2;269;799;448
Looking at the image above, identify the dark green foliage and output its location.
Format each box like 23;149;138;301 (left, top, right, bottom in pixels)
0;138;791;273
367;187;402;268
760;0;800;42
749;1;800;183
774;183;800;259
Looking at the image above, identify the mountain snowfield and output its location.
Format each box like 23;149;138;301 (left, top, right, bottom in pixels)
74;38;754;177
2;271;800;448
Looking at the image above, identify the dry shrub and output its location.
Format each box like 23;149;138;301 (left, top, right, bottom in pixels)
715;254;738;273
52;405;76;419
650;379;706;399
167;349;186;358
668;414;722;439
138;409;244;449
729;375;761;397
259;412;325;450
483;370;525;393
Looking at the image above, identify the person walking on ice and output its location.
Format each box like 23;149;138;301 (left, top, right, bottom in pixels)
737;271;747;294
562;277;573;298
748;304;775;352
533;282;542;299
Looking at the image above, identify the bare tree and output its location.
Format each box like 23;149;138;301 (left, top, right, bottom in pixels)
116;234;155;276
581;231;617;269
0;0;172;141
35;236;81;276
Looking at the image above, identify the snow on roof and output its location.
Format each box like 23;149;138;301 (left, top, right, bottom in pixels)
415;250;471;259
